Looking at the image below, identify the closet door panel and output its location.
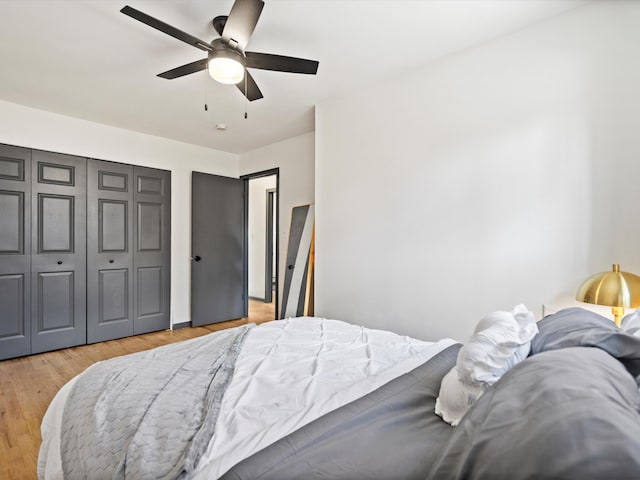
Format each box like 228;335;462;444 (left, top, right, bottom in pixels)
31;151;86;354
38;194;74;251
0;274;26;330
133;166;170;334
99;269;129;320
0;144;31;360
100;200;127;251
37;271;75;330
0;191;24;253
87;160;134;343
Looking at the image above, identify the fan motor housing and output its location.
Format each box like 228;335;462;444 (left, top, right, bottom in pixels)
209;38;246;63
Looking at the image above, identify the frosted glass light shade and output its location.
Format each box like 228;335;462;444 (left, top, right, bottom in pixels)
208;57;245;84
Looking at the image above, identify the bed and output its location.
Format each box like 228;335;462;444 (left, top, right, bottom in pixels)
38;309;640;479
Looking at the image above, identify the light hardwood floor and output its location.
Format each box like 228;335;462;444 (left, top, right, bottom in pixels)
0;298;275;480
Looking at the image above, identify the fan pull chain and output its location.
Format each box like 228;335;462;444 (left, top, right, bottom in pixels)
204;71;208;111
244;72;248;119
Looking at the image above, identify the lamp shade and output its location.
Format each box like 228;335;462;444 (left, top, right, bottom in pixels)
576;264;640;309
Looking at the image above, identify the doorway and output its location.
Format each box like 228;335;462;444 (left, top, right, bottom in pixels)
242;169;279;322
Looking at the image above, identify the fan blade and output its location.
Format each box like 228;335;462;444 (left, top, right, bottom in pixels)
121;6;212;52
236;71;263;101
245;52;319;75
222;0;264;51
157;59;207;79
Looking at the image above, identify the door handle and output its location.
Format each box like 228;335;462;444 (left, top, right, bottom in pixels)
109;259;114;264
191;255;202;262
287;264;293;270
57;261;63;265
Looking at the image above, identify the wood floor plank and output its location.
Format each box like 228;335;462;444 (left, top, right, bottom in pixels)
0;298;275;479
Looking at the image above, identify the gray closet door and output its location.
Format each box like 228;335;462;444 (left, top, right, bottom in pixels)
0;145;32;360
191;172;245;326
133;166;171;334
31;150;87;354
87;160;134;343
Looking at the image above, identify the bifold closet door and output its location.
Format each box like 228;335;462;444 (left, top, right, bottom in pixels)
133;166;171;334
87;160;134;343
30;150;86;354
0;145;32;360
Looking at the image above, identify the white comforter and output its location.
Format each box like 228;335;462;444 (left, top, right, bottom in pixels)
39;317;455;479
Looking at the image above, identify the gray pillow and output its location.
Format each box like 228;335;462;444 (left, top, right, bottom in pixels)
531;307;640;376
427;347;640;480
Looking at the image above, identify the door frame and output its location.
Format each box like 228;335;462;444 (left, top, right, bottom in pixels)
264;188;276;303
240;168;280;320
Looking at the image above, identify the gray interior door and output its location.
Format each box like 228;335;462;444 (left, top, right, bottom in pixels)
87;160;134;343
133;166;171;334
31;150;87;354
191;172;245;326
0;145;32;360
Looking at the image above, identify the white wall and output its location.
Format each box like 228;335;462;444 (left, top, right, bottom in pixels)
248;175;277;299
315;1;640;342
240;132;315;313
0;99;238;325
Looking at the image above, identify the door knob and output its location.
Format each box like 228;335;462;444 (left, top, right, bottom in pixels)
287;264;293;270
191;255;202;262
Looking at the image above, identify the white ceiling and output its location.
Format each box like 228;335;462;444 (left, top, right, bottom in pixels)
0;0;588;154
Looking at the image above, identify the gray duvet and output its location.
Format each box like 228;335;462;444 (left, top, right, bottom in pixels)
223;309;640;480
60;324;253;480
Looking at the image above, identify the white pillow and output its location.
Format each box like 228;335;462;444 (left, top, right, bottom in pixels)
434;368;483;427
435;304;538;426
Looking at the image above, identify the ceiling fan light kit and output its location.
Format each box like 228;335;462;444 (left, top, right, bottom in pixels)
208;42;246;85
120;0;319;103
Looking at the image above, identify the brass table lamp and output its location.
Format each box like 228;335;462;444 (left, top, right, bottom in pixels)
576;264;640;326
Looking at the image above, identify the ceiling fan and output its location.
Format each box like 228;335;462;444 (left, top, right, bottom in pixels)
121;0;319;101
